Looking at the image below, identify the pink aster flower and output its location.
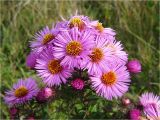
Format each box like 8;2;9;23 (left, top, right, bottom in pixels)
139;92;160;120
35;48;72;86
68;15;90;31
71;78;85;90
90;63;130;100
85;36;112;75
129;109;141;120
89;21;116;37
30;26;58;53
4;78;39;107
26;51;39;69
127;60;141;73
53;27;94;69
105;39;128;65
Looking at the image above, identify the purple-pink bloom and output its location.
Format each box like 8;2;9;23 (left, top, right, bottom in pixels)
105;39;128;65
127;60;141;73
53;27;94;69
129;109;141;120
35;47;72;86
26;51;39;69
139;92;160;120
68;15;90;31
30;26;58;53
71;78;85;90
90;63;130;100
85;36;112;75
89;20;116;37
4;78;39;107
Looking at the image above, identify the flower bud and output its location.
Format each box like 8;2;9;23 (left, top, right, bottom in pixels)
122;98;131;106
127;60;141;73
44;87;53;98
9;107;18;120
9;107;18;115
129;109;141;120
71;78;85;90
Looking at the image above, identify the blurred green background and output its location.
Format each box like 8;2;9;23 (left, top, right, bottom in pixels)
0;0;159;119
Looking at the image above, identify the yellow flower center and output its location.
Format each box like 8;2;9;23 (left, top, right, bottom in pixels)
69;17;85;30
89;48;104;63
96;22;104;32
101;71;117;86
48;60;62;74
66;41;82;56
42;34;55;44
14;86;28;98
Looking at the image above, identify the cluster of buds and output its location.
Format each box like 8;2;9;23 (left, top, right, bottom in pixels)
36;87;55;103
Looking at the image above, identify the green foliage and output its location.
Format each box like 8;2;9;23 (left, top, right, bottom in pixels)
0;1;159;119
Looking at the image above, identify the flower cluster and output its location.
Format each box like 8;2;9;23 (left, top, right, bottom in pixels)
28;15;130;100
3;15;159;119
